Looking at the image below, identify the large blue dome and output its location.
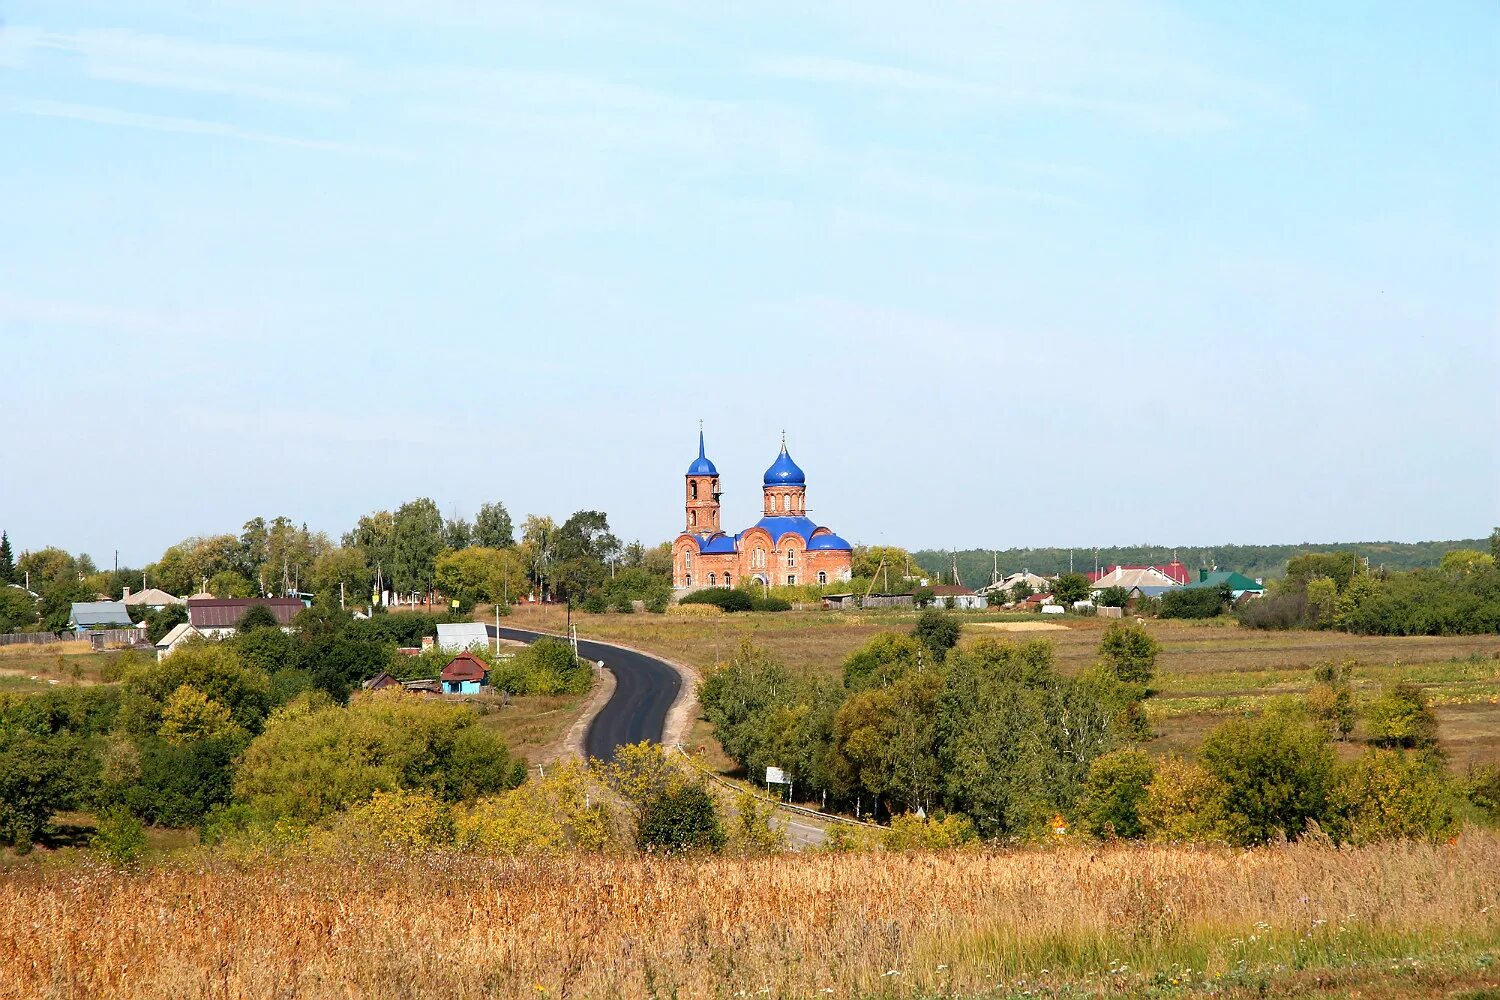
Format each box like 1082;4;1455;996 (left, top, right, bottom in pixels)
762;442;805;485
686;429;717;477
807;533;852;551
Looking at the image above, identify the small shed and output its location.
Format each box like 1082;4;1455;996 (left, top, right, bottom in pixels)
440;651;488;694
821;593;858;610
362;671;404;691
154;622;202;661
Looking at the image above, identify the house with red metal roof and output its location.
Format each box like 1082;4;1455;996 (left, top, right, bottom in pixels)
440;651;488;695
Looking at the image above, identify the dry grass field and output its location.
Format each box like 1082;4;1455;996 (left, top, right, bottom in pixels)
2;834;1495;999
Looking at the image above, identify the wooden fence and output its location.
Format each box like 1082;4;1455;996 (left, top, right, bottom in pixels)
0;629;147;648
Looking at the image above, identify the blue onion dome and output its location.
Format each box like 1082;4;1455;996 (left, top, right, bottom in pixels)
808;533;852;551
686;428;717;477
763;438;805;485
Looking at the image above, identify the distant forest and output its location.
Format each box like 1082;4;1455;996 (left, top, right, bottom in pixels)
911;538;1490;587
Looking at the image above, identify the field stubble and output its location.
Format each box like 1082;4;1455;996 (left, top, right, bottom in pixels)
1;834;1495;999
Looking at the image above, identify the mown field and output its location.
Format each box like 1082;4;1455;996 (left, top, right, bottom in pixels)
507;604;1500;772
2;834;1495;999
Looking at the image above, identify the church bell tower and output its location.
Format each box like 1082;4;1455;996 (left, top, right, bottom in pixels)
684;427;721;534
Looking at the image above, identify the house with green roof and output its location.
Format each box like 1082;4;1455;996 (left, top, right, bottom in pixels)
1183;570;1265;599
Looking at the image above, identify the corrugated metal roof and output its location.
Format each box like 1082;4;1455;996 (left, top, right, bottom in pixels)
123;588;184;607
436;623;489;650
70;601;132;627
187;598;303;629
441;651;488;682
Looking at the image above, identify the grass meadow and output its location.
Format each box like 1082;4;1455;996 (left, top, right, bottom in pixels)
2;833;1495;999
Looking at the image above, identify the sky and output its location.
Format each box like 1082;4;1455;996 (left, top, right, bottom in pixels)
1;1;1496;567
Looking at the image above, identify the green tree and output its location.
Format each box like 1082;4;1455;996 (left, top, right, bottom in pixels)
1159;585;1229;619
0;584;39;632
390;498;445;595
636;784;725;853
1286;552;1363;592
310;547;374;607
1082;749;1155;839
1096;585;1130;609
236;604;281;632
434;546;527;609
1198;714;1336;845
157;684;240;745
833;670;944;816
117;732;247;827
0;531;14;584
842;632;926;691
116;642;272;738
1306;659;1356;740
343;510;397;590
208;570;253;599
474;502;516;549
1364;682;1439;750
1140;755;1225;842
142;604;189;644
911;609;961;660
1052;573;1091;605
0;732;78;849
1096;621;1159;685
442;515;473;551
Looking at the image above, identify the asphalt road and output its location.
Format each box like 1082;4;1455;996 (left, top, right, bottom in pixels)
493;626;682;763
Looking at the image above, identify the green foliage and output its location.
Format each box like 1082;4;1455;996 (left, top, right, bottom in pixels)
636;784;725;853
842;632;926;691
911;609;961;659
457;760;611;855
330;789;456;853
1140;755;1226;843
142;603;189;644
1096;585;1130;609
1197;713;1336;846
0;686;121;737
117;642;272;738
91;807;146;866
235;604;281;632
1159;585;1229;619
0;731;85;849
1051;573;1091;606
117;733;246;827
434;546;527;609
488;638;590;696
680;588;754;612
390;498;445;594
1364;682;1439;750
727;791;788;854
233;690;525;824
157;684;240;744
1305;660;1356;740
473;502;516;549
911;586;935;608
208;570;253;599
231;625;297;674
1327;749;1458;844
881;812;976;850
1286;552;1364;591
0;531;14;584
1082;749;1155;839
0;583;39;632
1096;621;1159;685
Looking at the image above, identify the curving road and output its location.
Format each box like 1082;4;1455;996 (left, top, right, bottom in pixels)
493;626;682;762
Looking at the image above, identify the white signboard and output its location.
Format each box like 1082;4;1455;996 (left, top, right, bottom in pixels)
765;766;787;785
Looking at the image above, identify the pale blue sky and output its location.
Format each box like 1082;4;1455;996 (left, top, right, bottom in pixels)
1;1;1496;566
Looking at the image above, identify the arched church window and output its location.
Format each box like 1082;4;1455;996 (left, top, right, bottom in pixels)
786;549;797;568
786;574;796;586
817;571;827;585
724;573;732;587
708;573;716;586
689;510;697;526
685;551;692;569
685;574;692;586
690;481;698;500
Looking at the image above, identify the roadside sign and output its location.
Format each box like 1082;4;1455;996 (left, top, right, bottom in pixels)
765;766;787;784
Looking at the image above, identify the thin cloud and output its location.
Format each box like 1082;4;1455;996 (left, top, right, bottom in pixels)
0;97;396;156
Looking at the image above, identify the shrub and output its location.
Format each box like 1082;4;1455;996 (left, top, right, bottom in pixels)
882;812;976;850
1096;621;1159;685
912;609;961;659
1328;750;1458;844
158;684;240;745
1306;659;1356;740
666;603;723;617
1096;586;1130;609
1159;586;1228;619
236;605;281;632
1364;682;1439;750
91;807;146;866
1235;590;1313;629
726;791;788;855
1466;763;1500;821
1198;714;1336;845
1140;755;1225;843
0;732;81;849
751;595;792;612
457;760;611;855
637;785;725;853
679;588;753;612
582;593;608;614
1082;749;1155;839
488;638;590;696
329;789;456;853
142;604;189;644
118;732;247;827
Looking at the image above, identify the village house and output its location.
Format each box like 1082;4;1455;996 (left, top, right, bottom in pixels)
928;584;986;610
154;622;203;661
122;587;184;611
187;597;304;638
1184;570;1266;600
68;600;132;633
440;651;488;695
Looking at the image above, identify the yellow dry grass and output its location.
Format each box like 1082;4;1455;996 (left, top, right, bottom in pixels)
2;833;1495;999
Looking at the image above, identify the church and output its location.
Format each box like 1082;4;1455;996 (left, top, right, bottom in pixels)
673;431;854;591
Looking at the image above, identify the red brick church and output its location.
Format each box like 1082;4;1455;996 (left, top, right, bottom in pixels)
673;431;853;591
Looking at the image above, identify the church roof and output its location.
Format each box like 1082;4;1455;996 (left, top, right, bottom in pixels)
807;533;852;551
762;441;805;486
747;515;818;546
686;429;717;477
698;533;738;554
